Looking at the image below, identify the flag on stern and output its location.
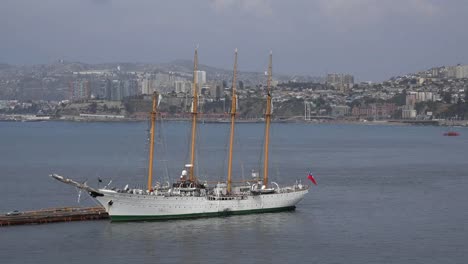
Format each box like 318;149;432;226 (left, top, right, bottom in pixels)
307;172;317;185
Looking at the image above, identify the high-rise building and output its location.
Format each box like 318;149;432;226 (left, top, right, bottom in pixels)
154;73;171;88
110;80;122;101
174;81;191;93
402;105;417;119
70;80;90;100
447;66;457;78
196;70;206;88
141;77;155;95
343;75;354;87
122;80;138;98
455;65;468;79
207;82;221;98
326;73;341;85
447;65;468;79
406;92;417;106
201;83;213;96
326;73;354;92
215;85;222;101
89;79;135;101
104;79;112;100
406;91;434;106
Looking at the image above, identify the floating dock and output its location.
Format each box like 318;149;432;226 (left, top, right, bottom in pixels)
0;207;109;226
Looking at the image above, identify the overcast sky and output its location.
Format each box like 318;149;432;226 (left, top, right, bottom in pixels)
1;0;468;81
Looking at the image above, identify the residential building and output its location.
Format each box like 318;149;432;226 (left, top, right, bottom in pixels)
402;105;417;119
351;103;397;119
447;65;468;79
326;73;354;92
174;81;192;93
70;80;90;100
196;70;206;88
331;105;350;117
141;77;156;95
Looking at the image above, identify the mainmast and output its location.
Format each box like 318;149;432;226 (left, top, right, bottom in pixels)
147;91;158;191
227;48;238;193
189;48;199;182
263;51;273;187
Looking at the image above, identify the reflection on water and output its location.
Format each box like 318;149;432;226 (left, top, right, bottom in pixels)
101;211;304;263
1;122;468;264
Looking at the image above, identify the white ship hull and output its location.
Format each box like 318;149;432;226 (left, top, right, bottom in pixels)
95;189;308;221
50;52;313;223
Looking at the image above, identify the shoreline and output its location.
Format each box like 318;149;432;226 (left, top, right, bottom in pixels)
1;115;467;127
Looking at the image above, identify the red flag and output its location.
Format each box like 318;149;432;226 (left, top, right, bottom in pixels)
307;173;317;185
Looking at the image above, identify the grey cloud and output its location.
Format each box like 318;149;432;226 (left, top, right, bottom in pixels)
1;0;468;81
210;0;273;16
90;0;112;4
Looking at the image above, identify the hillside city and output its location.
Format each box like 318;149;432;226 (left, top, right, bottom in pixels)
1;61;468;125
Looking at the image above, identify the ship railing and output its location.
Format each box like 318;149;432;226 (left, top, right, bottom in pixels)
206;194;248;201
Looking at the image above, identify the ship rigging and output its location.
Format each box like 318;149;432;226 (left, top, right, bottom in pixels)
51;48;309;221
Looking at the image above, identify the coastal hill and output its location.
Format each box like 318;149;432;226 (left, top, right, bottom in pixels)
1;61;467;122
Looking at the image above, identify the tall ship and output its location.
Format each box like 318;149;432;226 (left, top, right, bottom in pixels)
51;49;309;221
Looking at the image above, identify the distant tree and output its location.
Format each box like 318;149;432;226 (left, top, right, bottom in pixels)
315;97;326;107
446;99;468;120
109;107;121;114
348;100;362;108
415;102;425;114
363;97;379;104
88;102;97;114
442;92;452;104
203;100;224;114
389;93;406;106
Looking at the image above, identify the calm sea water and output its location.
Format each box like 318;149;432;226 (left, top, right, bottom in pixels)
1;121;467;264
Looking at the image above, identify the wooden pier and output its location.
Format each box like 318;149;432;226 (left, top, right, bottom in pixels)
0;207;109;226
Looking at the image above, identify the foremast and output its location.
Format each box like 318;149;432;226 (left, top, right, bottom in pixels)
189;48;199;182
147;92;158;192
227;49;238;193
263;51;273;187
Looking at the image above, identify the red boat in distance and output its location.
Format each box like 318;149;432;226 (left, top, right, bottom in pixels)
444;131;460;136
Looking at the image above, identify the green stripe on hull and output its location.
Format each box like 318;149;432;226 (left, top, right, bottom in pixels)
110;206;296;222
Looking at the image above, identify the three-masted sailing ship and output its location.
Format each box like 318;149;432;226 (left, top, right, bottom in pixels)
51;49;309;221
